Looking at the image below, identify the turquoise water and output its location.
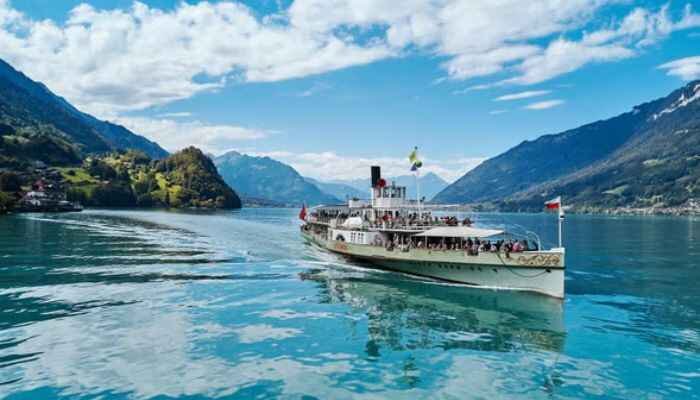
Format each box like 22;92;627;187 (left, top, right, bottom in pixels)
0;209;698;399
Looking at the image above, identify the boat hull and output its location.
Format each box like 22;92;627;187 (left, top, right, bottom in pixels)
302;231;565;299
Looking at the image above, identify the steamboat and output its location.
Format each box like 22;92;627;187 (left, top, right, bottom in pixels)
300;166;566;298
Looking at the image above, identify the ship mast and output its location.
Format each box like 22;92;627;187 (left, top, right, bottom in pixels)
558;198;564;248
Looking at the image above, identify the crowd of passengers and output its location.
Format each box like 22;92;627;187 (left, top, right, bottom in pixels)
312;210;471;228
380;235;536;257
374;213;470;228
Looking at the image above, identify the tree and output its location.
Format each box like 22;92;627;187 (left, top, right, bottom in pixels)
0;192;15;213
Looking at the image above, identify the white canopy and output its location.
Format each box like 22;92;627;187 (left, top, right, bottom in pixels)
342;216;364;228
412;226;503;238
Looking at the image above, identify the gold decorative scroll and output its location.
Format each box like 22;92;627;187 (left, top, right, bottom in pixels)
516;254;561;267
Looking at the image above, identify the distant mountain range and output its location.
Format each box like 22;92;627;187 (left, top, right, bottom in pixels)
6;55;696;213
214;151;341;206
331;172;449;201
212;152;449;206
0;58;167;166
434;81;700;212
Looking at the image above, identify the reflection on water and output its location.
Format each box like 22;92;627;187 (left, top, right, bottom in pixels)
0;210;698;399
301;268;565;354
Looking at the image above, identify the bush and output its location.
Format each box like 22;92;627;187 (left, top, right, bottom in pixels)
0;191;15;213
84;159;117;180
90;183;136;207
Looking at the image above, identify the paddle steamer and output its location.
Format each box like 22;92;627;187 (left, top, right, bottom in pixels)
300;166;566;298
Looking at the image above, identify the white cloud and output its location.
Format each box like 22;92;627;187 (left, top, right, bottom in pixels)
0;0;697;121
494;90;550;101
0;1;392;118
658;56;700;81
504;5;700;85
114;116;268;154
248;150;484;182
489;109;508;115
524;99;565;110
506;39;635;85
583;4;700;48
441;45;540;81
452;83;496;94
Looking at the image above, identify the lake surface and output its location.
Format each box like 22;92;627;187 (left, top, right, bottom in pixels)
0;209;698;399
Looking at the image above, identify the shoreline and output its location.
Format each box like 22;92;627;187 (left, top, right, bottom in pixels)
4;204;698;218
427;202;700;217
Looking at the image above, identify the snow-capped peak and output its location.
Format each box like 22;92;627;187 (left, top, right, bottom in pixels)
652;83;700;121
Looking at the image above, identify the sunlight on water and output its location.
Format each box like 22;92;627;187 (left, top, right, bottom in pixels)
0;209;698;399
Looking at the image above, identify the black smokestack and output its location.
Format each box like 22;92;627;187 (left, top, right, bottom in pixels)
371;166;381;187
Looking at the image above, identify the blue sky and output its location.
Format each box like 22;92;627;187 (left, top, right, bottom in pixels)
1;0;699;181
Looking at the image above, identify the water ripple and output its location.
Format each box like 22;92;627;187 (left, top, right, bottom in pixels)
0;210;698;399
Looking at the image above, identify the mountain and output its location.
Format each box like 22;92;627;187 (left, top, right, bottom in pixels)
0;58;167;166
434;81;700;212
330;172;449;201
305;177;367;200
214;151;341;206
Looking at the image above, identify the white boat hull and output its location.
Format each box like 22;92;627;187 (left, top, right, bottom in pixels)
302;231;565;299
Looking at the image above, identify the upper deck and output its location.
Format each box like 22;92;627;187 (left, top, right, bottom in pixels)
307;165;470;232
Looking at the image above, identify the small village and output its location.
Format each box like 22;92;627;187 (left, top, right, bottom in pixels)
0;161;82;214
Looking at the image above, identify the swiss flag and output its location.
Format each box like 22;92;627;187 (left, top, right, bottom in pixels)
299;205;307;221
545;196;561;210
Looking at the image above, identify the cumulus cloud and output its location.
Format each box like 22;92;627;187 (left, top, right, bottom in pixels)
503;4;700;85
114;116;268;154
658;56;700;81
0;0;698;121
524;99;565;110
583;4;700;48
249;150;484;182
494;90;550;101
506;39;635;85
522;4;694;82
0;0;392;118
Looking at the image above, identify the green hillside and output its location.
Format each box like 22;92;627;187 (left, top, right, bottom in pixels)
65;148;241;209
0;58;167;168
435;81;700;213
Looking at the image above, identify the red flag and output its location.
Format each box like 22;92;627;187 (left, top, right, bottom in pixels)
299;205;307;221
545;196;561;210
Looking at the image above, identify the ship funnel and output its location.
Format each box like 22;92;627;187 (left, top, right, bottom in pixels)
371;166;381;187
